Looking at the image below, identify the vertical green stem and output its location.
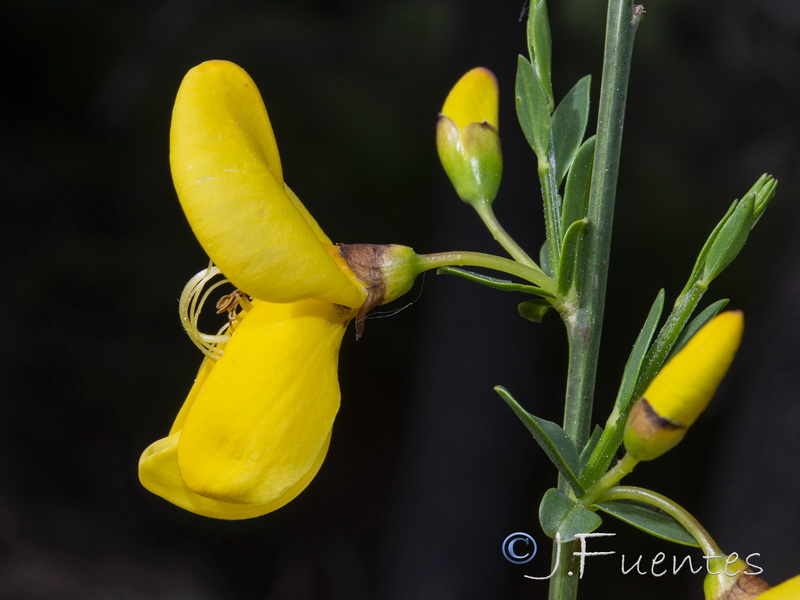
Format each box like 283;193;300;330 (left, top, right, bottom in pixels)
548;3;642;600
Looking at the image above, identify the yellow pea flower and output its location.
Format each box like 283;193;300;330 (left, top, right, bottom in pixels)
436;67;502;207
624;311;744;461
139;60;417;519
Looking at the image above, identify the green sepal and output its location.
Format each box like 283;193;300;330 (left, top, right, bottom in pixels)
519;299;552;323
436;267;554;298
495;386;584;496
668;299;729;358
515;55;551;161
700;193;756;284
527;0;554;110
580;289;664;487
557;218;589;295
540;488;603;542
552;76;591;186
561;136;595;232
594;500;699;548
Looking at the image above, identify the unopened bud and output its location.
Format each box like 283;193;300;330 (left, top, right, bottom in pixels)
624;311;744;461
436;67;502;206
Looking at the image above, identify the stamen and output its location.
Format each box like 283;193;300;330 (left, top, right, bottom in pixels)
178;262;244;359
216;289;248;325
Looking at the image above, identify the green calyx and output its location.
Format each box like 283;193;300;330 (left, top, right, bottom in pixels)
703;556;769;600
436;115;502;207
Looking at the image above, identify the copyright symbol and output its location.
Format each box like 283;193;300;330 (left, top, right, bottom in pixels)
502;532;538;564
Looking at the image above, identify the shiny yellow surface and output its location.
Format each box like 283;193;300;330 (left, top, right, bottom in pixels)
170;60;365;307
440;67;499;129
756;575;800;599
645;311;744;426
139;299;350;519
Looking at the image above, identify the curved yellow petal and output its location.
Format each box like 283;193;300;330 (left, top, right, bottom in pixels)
138;430;331;519
181;298;347;505
441;67;499;130
170;60;365;307
138;298;350;517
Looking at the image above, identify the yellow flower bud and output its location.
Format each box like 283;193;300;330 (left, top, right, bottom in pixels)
624;311;744;461
436;67;502;206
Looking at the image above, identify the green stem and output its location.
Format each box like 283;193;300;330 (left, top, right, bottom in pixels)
597;485;722;557
579;452;638;506
472;202;539;267
549;3;642;600
417;251;556;293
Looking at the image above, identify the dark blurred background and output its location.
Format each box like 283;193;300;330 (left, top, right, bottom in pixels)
3;0;799;599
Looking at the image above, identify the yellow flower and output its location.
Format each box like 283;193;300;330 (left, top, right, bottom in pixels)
436;67;502;206
624;311;744;461
138;60;414;519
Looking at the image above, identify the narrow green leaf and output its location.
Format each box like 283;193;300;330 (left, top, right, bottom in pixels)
561;136;596;232
436;267;554;297
519;299;552;323
515;55;551;160
557;218;589;295
612;289;665;417
496;386;584;495
669;299;729;358
701;194;756;284
540;488;603;542
539;239;552;277
527;0;554;109
580;289;664;487
685;199;738;287
578;425;603;473
552;75;591;186
685;174;776;292
594;500;699;548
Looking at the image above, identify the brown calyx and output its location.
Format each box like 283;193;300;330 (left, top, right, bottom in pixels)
337;244;390;340
718;574;771;600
